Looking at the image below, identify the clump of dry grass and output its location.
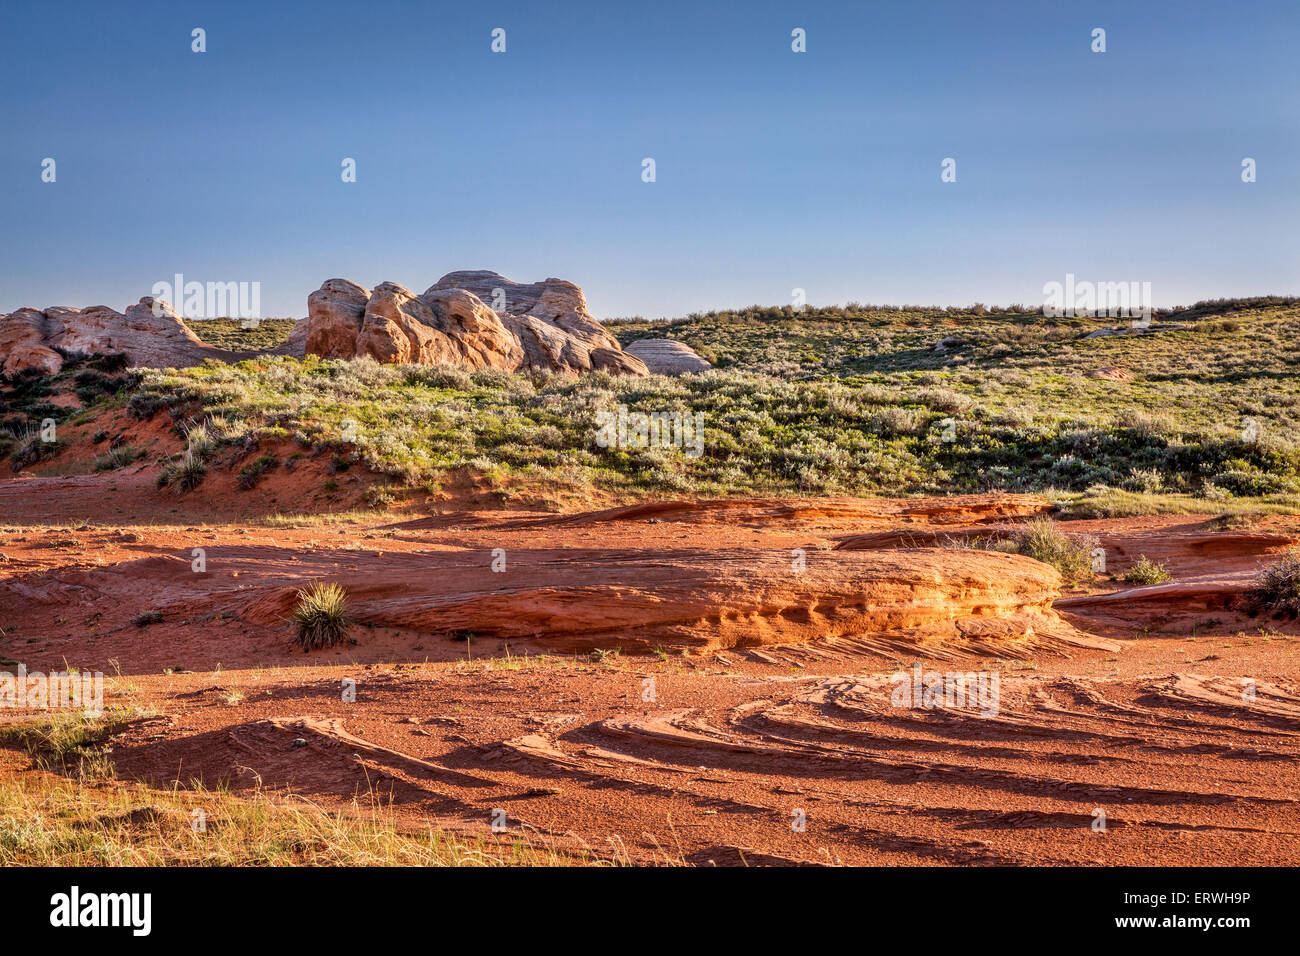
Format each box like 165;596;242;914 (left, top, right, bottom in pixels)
1009;517;1098;583
0;710;136;779
0;775;607;866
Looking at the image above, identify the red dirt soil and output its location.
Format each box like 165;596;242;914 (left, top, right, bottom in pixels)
1;473;1298;866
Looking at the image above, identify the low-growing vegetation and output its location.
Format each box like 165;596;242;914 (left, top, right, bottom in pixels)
1123;555;1173;585
183;317;298;351
0;773;604;866
93;444;137;471
1249;549;1300;616
157;450;207;494
0;710;137;779
3;300;1300;508
1005;517;1099;583
238;454;279;489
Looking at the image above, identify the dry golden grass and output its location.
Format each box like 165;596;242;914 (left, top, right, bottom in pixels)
0;770;611;866
0;711;625;866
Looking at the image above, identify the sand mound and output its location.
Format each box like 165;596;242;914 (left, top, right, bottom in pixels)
9;489;1300;866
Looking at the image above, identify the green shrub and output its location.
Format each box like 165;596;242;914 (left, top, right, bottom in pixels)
915;386;969;414
1126;467;1164;493
869;406;926;437
363;485;396;508
237;454;278;490
126;392;171;420
1199;481;1232;502
1123;555;1172;585
157;451;206;494
1012;517;1098;583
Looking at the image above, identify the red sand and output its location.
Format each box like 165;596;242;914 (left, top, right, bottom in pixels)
2;474;1298;866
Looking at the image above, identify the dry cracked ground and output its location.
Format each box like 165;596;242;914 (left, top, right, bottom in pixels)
1;472;1298;865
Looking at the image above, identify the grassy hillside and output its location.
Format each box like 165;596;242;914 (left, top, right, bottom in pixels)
184;317;297;351
5;300;1300;512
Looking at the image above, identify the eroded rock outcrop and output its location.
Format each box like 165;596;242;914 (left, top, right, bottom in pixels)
624;339;712;375
304;271;648;376
0;299;220;375
2;271;646;377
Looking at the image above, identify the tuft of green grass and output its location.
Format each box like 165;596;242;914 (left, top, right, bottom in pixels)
0;710;136;778
182;420;217;460
93;444;137;471
292;582;352;651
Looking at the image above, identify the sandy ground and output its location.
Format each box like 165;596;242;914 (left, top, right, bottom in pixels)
1;472;1298;866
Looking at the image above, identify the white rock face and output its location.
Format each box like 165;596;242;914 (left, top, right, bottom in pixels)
0;298;219;374
303;271;648;376
623;339;713;375
0;271;651;378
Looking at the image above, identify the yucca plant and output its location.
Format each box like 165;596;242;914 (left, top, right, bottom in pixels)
157;449;206;494
182;420;216;459
93;444;137;472
292;582;351;651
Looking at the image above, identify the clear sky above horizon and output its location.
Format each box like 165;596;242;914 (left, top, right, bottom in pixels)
1;0;1295;319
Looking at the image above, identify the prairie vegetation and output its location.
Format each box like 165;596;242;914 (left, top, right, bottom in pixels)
3;300;1300;510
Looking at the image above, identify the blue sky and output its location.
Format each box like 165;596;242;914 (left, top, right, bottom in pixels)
1;0;1295;318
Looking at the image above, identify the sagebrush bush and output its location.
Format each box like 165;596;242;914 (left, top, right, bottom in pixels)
1249;549;1300;615
915;386;969;414
869;406;926;437
39;297;1288;502
1114;409;1175;439
1123;555;1172;585
1126;467;1164;493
